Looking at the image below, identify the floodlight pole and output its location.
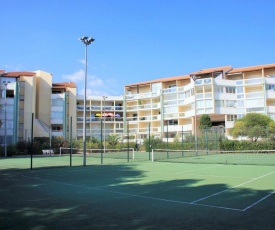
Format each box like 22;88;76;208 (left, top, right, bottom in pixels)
103;96;107;153
3;81;10;157
80;36;95;166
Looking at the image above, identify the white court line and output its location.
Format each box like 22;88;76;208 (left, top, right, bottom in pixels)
191;170;275;204
242;190;275;211
147;164;223;175
148;171;252;180
21;174;243;212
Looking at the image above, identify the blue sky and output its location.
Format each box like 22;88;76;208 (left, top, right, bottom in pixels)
1;0;275;96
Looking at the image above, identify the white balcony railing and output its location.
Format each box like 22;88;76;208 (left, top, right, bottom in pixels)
244;78;263;85
267;106;275;113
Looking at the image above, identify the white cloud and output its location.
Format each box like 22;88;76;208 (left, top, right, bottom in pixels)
62;69;84;82
78;59;85;65
63;69;122;96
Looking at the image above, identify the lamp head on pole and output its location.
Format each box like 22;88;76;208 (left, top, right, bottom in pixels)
80;36;95;45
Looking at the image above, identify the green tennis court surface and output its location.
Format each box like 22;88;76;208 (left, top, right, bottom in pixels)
1;153;275;229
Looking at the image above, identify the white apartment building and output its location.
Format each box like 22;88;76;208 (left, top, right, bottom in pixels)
76;95;124;139
125;64;275;140
1;63;275;147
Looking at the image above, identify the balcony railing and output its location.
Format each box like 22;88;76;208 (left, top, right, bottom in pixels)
77;105;123;111
77;117;123;122
195;78;212;85
244;78;263;85
245;92;264;99
126;91;160;100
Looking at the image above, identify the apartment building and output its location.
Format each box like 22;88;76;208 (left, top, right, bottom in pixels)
1;63;275;147
76;95;124;139
0;70;124;148
51;82;77;139
125;64;275;140
0;70;53;145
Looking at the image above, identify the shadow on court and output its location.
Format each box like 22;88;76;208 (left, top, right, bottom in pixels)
0;164;274;230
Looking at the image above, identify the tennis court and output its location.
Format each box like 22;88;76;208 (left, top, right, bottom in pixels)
0;151;275;229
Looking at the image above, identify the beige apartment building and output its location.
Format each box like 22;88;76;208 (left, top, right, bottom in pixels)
1;63;275;148
125;63;275;140
0;70;123;148
0;71;78;146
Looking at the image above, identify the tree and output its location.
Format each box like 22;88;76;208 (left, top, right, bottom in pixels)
106;134;121;147
199;114;212;130
230;113;273;142
268;121;275;140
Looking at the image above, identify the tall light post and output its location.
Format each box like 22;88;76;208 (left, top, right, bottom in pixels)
103;96;107;153
3;81;10;157
80;36;95;166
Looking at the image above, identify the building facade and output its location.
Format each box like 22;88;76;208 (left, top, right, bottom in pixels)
125;64;275;140
1;63;275;148
76;95;124;139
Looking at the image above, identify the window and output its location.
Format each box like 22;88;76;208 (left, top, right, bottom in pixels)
152;83;161;92
267;84;275;90
51;111;63;119
168;120;178;125
226;87;236;94
205;99;213;107
237;100;244;107
196;100;204;109
227;115;237;121
51;98;64;106
164;106;178;113
246;99;264;108
168;85;177;92
215;86;223;93
247;107;264;113
236;86;243;94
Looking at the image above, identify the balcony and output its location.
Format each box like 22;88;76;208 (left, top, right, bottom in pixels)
267;106;275;113
77;117;123;122
163;87;177;94
126;105;138;111
244;78;263;85
215;107;237;114
139;115;151;121
139;127;158;133
266;90;275;99
51;118;64;124
195;78;212;85
126;91;160;100
52;131;64;137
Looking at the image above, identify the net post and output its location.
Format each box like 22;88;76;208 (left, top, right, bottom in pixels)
101;119;103;164
181;125;184;157
127;120;129;162
148;123;151;160
70;116;72;167
30;113;34;170
166;124;169;159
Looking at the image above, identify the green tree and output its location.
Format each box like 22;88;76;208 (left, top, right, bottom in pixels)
268;121;275;140
199;114;212;130
106;134;121;147
230;113;273;142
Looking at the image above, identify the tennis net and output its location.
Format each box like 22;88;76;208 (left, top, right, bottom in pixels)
59;147;135;160
151;149;275;166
